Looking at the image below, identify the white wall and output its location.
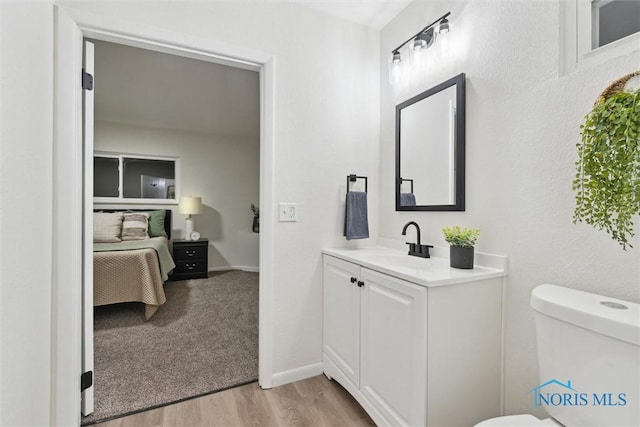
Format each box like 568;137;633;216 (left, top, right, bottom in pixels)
10;0;634;424
380;0;640;417
1;1;379;423
60;1;380;378
0;1;54;426
95;121;260;271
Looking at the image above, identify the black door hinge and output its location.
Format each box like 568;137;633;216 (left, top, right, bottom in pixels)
81;371;93;391
82;69;93;91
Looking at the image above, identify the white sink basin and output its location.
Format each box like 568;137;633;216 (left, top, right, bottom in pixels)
363;253;433;270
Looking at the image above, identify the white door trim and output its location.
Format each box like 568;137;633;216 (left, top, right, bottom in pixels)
81;39;95;416
52;6;275;426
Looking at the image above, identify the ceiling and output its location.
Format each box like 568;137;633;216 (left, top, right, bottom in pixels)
94;40;260;138
295;0;411;29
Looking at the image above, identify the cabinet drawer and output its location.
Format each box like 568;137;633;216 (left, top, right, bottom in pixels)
173;259;207;275
173;244;207;260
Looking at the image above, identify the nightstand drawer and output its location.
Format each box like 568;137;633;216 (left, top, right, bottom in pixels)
173;259;207;275
170;239;209;280
173;243;207;260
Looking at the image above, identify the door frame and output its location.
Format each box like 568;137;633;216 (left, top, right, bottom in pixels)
81;39;95;416
53;6;275;425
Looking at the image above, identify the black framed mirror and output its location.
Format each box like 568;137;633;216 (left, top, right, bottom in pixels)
395;73;465;211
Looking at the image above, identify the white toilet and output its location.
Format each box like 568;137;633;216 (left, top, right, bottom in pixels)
476;284;639;427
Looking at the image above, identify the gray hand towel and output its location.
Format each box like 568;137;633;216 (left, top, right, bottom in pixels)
400;192;416;206
344;191;369;240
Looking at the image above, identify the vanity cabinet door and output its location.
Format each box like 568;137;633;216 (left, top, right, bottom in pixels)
323;256;361;388
360;268;428;427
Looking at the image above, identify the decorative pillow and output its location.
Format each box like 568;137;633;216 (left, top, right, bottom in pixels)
145;210;167;238
121;212;150;241
94;212;123;243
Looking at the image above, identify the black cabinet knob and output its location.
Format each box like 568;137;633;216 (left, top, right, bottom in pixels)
350;277;357;283
357;281;364;287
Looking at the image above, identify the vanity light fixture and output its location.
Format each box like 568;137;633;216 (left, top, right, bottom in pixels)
389;11;451;84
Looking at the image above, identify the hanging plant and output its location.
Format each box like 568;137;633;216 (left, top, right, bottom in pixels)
573;72;640;250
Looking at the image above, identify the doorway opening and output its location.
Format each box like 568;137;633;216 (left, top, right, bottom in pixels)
82;39;262;424
53;8;276;426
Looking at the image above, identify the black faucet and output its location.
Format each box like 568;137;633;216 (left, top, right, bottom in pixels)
401;221;433;258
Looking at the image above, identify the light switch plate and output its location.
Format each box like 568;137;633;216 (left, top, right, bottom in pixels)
278;203;297;222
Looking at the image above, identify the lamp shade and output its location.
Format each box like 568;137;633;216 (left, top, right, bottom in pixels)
179;196;203;215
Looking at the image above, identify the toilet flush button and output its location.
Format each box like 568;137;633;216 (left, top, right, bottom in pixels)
600;301;628;310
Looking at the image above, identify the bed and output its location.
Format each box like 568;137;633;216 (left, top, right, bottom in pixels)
93;209;175;319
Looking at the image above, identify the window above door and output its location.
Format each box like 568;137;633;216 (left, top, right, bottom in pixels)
561;0;640;74
591;0;640;49
94;152;180;204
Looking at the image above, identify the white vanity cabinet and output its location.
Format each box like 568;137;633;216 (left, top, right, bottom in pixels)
360;267;428;426
323;252;504;427
323;256;427;426
323;256;362;387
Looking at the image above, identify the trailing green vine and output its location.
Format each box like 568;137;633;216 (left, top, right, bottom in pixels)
573;89;640;249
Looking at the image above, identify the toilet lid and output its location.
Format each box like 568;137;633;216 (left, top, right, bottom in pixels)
475;414;562;427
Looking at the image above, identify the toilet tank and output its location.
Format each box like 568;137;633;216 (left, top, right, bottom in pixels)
530;284;639;427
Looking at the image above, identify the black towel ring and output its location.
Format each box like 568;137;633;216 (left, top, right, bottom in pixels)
400;177;414;193
347;174;368;193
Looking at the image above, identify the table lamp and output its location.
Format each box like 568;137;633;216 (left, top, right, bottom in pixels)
179;196;202;240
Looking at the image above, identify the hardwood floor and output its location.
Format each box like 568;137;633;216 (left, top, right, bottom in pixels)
95;375;375;427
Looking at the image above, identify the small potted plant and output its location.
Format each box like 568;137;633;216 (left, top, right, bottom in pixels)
250;204;259;233
442;226;480;269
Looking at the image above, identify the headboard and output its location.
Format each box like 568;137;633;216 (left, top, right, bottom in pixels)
94;209;172;239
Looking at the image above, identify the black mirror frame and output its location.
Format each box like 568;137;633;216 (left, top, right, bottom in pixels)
395;73;466;211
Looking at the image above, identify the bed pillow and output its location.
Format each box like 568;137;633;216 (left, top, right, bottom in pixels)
121;212;150;241
145;210;167;238
94;212;123;243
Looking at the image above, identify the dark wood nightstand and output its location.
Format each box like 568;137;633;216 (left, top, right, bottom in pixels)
170;239;209;280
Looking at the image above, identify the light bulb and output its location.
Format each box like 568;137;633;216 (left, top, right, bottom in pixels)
439;18;449;34
414;28;436;50
388;51;402;85
411;38;427;51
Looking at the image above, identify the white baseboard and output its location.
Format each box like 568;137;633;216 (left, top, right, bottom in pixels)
208;266;260;273
271;362;324;388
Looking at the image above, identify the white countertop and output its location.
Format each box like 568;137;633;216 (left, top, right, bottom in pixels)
322;246;506;287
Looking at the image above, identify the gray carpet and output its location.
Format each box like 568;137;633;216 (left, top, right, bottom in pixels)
82;270;259;425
